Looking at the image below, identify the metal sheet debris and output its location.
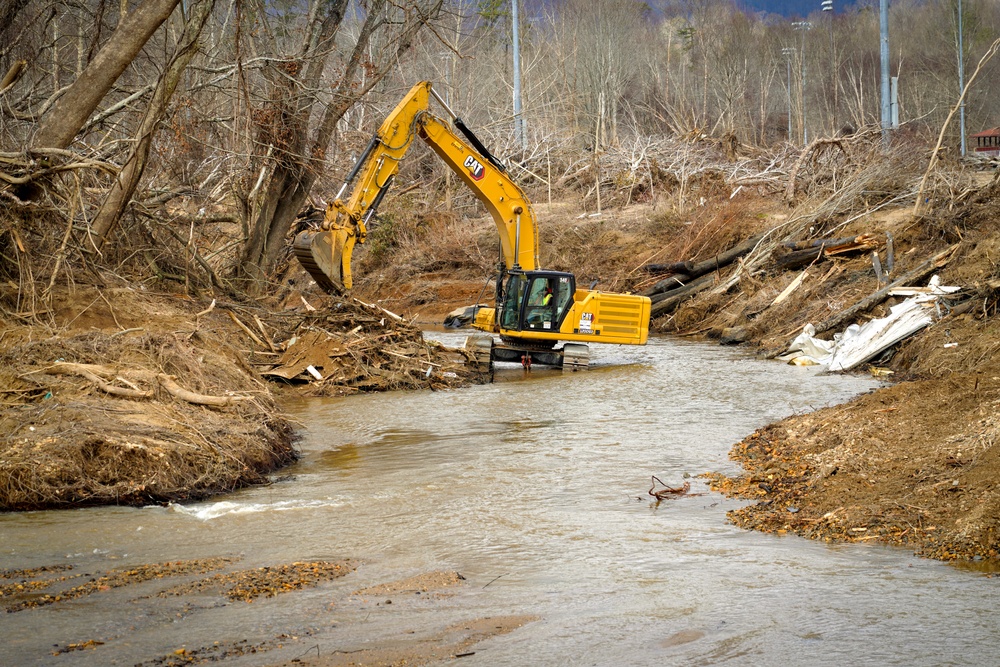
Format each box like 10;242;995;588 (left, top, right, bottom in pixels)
779;275;959;372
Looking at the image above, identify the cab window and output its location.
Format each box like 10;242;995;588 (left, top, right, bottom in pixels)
500;274;526;330
524;275;570;331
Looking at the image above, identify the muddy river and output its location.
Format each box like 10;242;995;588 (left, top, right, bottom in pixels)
3;335;999;666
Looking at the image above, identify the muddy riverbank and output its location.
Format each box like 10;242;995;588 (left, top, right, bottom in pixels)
0;286;478;510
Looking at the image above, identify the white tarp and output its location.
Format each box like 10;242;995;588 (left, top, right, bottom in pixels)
779;275;959;372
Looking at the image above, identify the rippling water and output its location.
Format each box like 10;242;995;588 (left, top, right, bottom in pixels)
2;335;998;666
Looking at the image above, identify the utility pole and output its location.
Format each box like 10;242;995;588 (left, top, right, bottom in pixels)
879;0;891;145
822;0;835;133
512;0;526;152
958;0;966;156
793;21;812;144
783;47;795;143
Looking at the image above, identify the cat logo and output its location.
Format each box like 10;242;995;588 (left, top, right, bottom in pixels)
463;155;485;181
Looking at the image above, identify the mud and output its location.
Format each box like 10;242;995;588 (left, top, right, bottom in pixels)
1;556;534;666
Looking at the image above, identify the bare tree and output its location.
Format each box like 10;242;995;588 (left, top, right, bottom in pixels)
31;0;182;150
89;0;219;251
233;0;444;291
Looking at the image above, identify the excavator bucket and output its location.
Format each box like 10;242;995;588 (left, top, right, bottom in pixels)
292;229;352;294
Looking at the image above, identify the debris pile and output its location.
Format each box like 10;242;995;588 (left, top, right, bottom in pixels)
779;275;964;371
258;298;481;395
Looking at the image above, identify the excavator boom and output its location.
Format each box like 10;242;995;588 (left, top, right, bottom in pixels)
294;81;538;292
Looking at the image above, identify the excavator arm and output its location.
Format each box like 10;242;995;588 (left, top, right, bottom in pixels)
294;81;539;293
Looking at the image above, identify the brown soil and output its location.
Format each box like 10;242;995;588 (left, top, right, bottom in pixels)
707;372;1000;561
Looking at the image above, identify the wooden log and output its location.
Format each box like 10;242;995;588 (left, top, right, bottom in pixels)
775;246;825;271
0;60;26;93
813;244;959;335
650;273;717;316
641;273;692;296
644;234;764;296
781;235;871;251
642;261;695;275
46;362;153;399
775;234;880;271
650;272;715;305
157;374;244;407
685;233;765;280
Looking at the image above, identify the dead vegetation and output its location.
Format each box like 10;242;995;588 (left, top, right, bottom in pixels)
0;309;296;510
258;295;481;395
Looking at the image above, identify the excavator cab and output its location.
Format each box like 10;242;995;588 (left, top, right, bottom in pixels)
499;271;575;334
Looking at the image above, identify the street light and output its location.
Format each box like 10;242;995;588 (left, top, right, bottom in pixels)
783;47;795;143
792;21;812;143
822;0;835;132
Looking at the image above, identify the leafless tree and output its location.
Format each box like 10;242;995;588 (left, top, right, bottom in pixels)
232;0;444;291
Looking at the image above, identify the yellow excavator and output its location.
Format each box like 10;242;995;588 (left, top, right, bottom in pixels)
293;81;650;370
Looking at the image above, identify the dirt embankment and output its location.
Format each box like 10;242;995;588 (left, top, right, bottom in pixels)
648;177;1000;563
0;285;480;511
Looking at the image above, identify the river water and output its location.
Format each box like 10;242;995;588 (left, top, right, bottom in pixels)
3;335;999;666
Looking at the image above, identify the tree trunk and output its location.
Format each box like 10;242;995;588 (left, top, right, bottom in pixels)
32;0;181;150
89;0;218;252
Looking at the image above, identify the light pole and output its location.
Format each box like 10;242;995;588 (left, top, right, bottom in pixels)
822;0;835;133
793;21;812;144
512;0;526;153
879;0;891;145
783;47;795;143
